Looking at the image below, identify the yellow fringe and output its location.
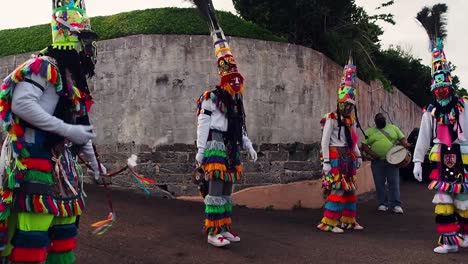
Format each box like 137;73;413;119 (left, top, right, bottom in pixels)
204;218;232;228
456;209;468;218
462;155;468;165
429;145;441;162
215;47;232;56
320;217;339;227
435;204;455;215
340;216;356;224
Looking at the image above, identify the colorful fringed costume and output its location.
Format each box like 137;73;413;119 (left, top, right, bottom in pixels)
413;4;468;254
415;90;468;251
192;0;257;247
0;1;101;263
317;58;363;233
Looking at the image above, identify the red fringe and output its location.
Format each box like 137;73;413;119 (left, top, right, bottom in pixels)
436;223;460;234
48;238;76;253
342;209;357;218
342;194;357;203
21;158;53;172
10;247;47;262
323;209;341;219
460;223;468;231
326;194;347;203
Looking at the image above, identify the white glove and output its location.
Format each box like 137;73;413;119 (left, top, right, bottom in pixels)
248;146;258;162
196;148;205;164
93;163;107;180
242;135;257;162
322;163;331;174
62;124;96;145
356;157;363;168
413;162;422;182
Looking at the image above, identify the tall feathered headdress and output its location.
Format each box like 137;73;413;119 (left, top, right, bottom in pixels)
416;3;452;91
190;0;244;95
337;55;357;105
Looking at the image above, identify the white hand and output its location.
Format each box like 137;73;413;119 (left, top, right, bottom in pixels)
94;163;107;180
63;124;96;145
248;147;258;162
356;158;363;168
196;152;204;164
323;163;331;174
413;162;422;182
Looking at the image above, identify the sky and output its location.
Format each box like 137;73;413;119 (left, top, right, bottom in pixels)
0;0;465;87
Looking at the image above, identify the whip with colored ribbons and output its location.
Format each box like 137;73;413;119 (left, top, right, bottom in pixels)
79;144;156;235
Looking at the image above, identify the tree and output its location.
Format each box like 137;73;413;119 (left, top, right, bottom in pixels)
375;46;432;105
232;0;467;106
232;0;394;83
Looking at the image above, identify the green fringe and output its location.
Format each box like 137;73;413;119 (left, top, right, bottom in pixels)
206;225;230;235
205;204;232;214
45;251;76;264
204;149;226;158
6;167;15;190
0;208;10;221
20;148;30;158
24;170;54;185
205;204;227;214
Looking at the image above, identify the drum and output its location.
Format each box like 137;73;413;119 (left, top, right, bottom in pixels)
386;146;412;168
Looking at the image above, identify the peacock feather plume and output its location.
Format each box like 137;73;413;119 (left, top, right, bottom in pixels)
416;3;448;48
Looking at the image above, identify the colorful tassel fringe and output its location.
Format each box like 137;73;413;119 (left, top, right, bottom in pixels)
91;212;116;235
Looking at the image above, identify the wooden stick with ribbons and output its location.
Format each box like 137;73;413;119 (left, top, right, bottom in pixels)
79;144;156;235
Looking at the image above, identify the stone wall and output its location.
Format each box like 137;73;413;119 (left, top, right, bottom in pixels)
0;35;422;196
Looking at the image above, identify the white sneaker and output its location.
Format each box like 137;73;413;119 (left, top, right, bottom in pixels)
353;223;364;230
331;226;344;233
377;205;388;212
433;244;458;254
221;231;240;242
461;236;468;248
392;206;404;214
207;234;230;247
341;223;364;230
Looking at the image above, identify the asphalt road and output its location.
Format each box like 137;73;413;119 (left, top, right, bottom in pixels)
75;181;468;264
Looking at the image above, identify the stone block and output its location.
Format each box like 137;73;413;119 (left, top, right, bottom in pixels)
151;152;189;163
282;171;316;183
243;173;282;184
284;161;314;171
243;162;266;173
155;174;190;184
259;143;279;152
158;163;192;174
267;151;289;161
172;143;195;152
289;151;309;161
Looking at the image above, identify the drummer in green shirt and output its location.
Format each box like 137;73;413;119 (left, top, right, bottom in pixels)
362;113;411;214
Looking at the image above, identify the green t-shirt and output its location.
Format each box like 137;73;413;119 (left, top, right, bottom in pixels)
362;124;405;159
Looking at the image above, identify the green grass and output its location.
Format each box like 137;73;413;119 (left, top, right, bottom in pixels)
0;8;285;57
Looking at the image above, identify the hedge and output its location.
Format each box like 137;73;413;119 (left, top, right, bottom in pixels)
0;8;285;57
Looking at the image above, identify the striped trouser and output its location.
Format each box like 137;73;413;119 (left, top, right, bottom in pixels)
433;192;468;246
2;212;77;263
204;180;233;235
318;189;357;230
